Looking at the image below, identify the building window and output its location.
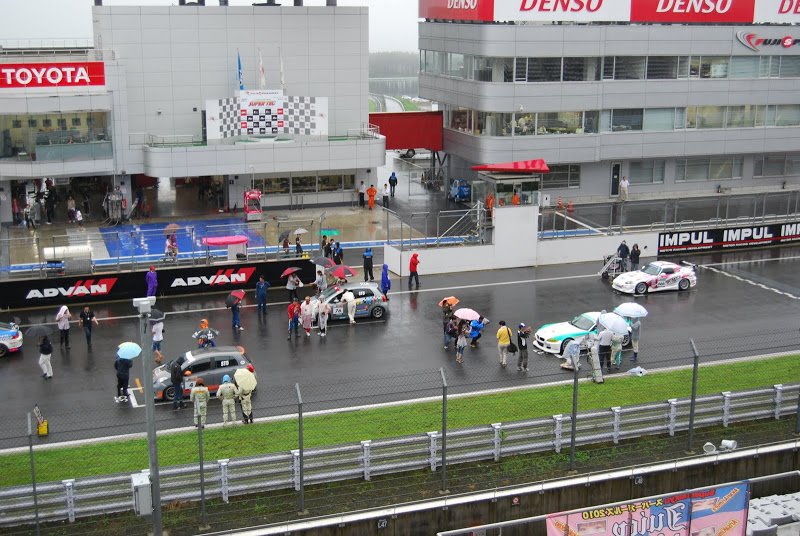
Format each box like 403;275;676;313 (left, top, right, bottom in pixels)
527;57;562;82
646;56;681;79
563;57;601;81
541;165;580;189
629;160;665;184
687;106;726;129
774;105;800;126
643;108;676;131
730;57;759;78
536;111;584;134
449;106;472;132
475;111;512;136
676;156;743;182
691;56;729;78
726;105;759;128
262;177;289;194
514;113;535;135
613;57;646;80
754;154;800;177
611;109;643;131
472;57;513;83
319;174;343;191
446;53;465;78
291;175;316;193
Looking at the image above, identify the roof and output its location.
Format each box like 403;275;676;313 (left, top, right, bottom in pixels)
471;159;549;173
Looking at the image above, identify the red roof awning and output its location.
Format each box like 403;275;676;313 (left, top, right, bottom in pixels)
471;159;549;173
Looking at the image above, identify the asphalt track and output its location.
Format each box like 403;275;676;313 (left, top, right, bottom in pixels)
1;245;800;449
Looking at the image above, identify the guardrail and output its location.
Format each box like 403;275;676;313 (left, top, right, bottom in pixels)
1;383;796;528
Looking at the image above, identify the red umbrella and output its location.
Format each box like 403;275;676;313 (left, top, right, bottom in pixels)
327;265;357;279
225;289;246;308
281;267;301;278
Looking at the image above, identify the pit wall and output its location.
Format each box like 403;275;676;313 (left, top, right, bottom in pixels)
384;205;659;276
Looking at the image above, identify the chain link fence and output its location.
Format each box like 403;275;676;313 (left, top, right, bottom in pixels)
0;327;799;535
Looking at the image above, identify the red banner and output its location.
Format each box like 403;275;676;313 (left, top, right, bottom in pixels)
630;0;757;23
0;62;105;89
419;0;495;21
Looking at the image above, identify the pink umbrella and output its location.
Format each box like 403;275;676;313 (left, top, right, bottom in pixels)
453;308;481;321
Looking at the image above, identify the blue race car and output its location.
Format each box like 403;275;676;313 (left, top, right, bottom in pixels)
0;322;23;357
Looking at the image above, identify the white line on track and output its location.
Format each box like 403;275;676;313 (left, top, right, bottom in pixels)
701;265;800;300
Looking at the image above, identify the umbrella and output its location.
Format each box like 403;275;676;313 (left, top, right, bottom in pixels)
278;230;291;243
193;328;220;341
281;266;301;278
234;368;258;392
25;324;53;337
149;308;166;322
614;303;648;318
312;256;336;268
327;265;357;279
117;342;142;360
225;290;246;308
294;228;308;235
164;223;180;235
438;296;460;307
598;312;629;335
317;228;341;237
453;308;481;321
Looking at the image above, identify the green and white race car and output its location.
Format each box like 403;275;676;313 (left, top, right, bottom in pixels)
533;311;629;356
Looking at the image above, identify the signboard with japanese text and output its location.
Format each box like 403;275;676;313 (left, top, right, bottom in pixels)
546;483;749;536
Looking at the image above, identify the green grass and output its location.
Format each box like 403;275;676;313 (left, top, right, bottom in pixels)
398;97;422;111
2;355;797;487
369;99;377;113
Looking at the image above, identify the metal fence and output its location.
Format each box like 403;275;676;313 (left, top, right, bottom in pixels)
1;325;800;534
539;191;800;238
384;203;487;250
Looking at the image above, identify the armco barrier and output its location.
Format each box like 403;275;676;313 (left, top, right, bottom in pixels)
1;383;796;527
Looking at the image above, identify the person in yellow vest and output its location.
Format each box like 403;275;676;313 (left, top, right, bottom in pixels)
217;375;239;426
366;184;377;210
190;377;210;428
239;364;256;424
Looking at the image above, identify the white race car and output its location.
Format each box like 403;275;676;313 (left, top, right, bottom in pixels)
533;311;629;355
612;261;697;295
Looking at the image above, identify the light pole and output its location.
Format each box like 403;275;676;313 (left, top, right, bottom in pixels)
133;296;163;536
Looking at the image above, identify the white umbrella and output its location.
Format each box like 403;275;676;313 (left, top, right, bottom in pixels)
598;312;629;335
294;228;308;235
614;302;648;318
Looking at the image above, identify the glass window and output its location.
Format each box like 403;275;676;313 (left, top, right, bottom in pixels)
766;105;777;126
686;158;710;181
733;155;744;178
600;110;612;132
291;176;316;193
754;156;763;177
694;106;726;129
727;105;757;128
262;177;289;194
602;57;614;80
759;56;772;78
764;155;787;176
611;109;643;131
614;57;645;80
186;360;211;374
730;57;759;78
677;56;690;78
643;108;675;131
629;160;665;184
780;56;800;78
319;175;343;192
584;111;599;133
710;157;733;180
755;105;767;127
563;57;601;81
770;55;781;77
541;164;580;189
450;107;472;132
700;57;729;78
675;157;741;181
674;108;686;129
515;58;527;82
786;154;800;175
447;53;465;78
1;111;112;160
475;111;512;136
536;111;584;134
473;57;513;82
343;174;355;190
646;57;679;79
775;105;800;126
528;58;562;82
514;113;535;135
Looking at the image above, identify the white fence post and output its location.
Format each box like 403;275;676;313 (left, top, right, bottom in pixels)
491;423;502;462
668;399;678;436
427;432;439;471
291;450;301;491
774;384;784;419
63;479;76;523
722;392;731;427
361;440;372;481
611;407;621;444
218;459;229;503
553;415;563;454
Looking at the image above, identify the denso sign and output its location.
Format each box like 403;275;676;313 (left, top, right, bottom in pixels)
0;62;105;89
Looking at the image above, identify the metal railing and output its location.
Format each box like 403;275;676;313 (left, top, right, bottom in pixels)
385;205;488;251
1;383;795;527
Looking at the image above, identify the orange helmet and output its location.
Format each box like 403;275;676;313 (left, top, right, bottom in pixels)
199;318;208;329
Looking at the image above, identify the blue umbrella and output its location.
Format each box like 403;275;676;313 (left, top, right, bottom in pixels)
117;342;142;360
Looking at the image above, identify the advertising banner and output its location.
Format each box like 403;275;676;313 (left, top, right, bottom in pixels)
239;89;284;136
546;483;749;536
419;0;800;23
658;221;800;254
0;62;105;89
0;260;316;309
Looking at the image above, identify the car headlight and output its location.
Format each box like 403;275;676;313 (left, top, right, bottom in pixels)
546;337;559;343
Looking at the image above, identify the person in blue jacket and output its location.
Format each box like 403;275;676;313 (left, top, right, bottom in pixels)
469;316;486;348
363;247;374;281
255;275;270;315
380;264;391;296
231;301;243;331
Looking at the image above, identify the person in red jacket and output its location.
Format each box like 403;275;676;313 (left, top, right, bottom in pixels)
408;253;420;290
366;184;378;210
287;298;301;340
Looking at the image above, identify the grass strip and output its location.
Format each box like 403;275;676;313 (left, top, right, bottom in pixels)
398;97;422;111
1;355;797;487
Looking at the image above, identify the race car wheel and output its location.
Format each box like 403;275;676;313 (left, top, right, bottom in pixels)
560;338;573;356
678;278;690;291
622;334;630;347
371;306;385;319
163;386;176;401
635;282;648;295
0;345;7;358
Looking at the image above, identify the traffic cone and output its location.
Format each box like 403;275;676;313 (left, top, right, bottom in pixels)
568;200;573;213
225;204;229;213
558;195;563;208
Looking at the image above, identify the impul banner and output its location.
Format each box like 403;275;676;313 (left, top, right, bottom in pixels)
546;483;748;536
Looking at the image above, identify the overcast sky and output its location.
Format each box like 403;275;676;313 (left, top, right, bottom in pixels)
0;0;419;52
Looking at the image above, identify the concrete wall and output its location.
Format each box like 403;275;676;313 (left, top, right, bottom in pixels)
536;232;658;266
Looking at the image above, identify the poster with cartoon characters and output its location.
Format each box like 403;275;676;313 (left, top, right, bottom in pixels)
546;483;748;536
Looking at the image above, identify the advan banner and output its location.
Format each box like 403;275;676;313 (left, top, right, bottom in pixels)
546;483;749;536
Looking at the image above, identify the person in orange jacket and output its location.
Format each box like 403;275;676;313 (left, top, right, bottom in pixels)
366;184;378;210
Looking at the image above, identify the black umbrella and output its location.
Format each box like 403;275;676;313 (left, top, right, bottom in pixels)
149;308;166;322
225;290;246;308
192;328;219;340
25;324;52;337
278;230;291;243
311;256;336;268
